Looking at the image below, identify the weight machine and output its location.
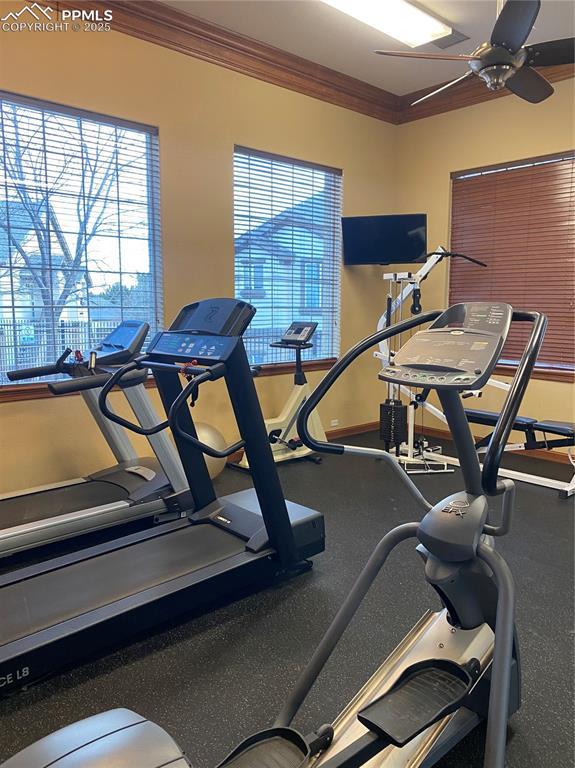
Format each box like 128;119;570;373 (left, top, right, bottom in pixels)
375;247;485;474
375;247;575;497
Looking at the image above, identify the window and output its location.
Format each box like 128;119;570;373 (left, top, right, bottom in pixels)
449;152;575;375
233;146;342;366
0;92;162;384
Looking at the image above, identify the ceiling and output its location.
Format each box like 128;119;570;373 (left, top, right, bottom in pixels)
160;1;574;95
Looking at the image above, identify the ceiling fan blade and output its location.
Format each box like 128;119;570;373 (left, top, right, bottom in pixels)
375;50;476;61
491;0;541;53
525;37;575;66
411;72;473;106
506;65;554;102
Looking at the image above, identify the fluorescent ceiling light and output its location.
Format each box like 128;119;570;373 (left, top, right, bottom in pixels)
321;0;452;48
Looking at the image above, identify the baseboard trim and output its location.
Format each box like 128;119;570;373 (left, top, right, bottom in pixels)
228;419;572;467
328;421;571;465
326;421;379;441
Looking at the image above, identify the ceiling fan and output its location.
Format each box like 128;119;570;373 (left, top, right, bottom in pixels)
375;0;575;106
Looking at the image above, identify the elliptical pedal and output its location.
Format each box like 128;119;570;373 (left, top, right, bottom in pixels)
357;659;480;748
218;728;310;768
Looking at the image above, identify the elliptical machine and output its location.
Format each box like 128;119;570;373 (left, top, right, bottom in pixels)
1;302;546;768
237;322;326;468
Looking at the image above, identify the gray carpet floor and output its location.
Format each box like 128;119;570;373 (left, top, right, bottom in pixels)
0;432;573;767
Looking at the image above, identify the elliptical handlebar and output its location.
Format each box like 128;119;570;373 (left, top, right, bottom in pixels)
299;305;547;501
482;310;547;496
297;312;441;456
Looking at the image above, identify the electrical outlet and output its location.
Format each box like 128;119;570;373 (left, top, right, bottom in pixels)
330;419;339;427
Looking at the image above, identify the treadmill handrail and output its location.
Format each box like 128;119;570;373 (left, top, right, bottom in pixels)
48;367;147;396
98;357;244;459
482;310;547;496
6;347;73;381
99;359;171;436
297;312;441;455
167;366;246;458
49;372;113;395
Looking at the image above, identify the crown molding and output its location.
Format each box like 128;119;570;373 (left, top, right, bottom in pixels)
51;0;574;125
53;0;401;123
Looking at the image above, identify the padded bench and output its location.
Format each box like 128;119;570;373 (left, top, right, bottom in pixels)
464;409;537;431
533;421;575;438
464;409;575;451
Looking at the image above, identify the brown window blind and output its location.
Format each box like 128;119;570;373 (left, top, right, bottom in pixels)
449;152;575;374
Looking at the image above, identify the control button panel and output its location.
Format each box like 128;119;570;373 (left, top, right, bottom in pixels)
379;365;479;388
149;332;236;362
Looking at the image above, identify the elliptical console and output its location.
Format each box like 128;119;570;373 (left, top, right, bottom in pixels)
379;303;512;389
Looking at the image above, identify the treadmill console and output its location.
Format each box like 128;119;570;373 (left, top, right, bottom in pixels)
170;298;255;337
91;321;149;365
148;331;238;363
280;322;318;346
378;302;512;390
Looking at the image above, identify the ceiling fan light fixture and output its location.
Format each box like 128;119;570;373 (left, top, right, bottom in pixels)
321;0;452;48
477;64;516;91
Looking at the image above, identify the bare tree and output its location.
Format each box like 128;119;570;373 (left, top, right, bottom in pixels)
0;102;147;363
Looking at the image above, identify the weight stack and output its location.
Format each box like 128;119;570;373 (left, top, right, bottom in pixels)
379;399;408;455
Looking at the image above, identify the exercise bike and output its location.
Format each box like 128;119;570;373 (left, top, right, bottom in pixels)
2;301;546;768
237;321;326;468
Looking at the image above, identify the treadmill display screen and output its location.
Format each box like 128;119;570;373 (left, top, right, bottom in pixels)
99;321;145;352
151;332;236;361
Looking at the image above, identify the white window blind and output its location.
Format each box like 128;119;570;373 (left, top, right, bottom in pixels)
233;146;342;366
0;91;162;383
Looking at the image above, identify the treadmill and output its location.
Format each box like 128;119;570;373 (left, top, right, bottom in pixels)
0;321;190;558
0;299;325;695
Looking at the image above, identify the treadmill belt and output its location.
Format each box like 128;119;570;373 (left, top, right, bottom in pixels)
0;525;245;646
0;482;129;527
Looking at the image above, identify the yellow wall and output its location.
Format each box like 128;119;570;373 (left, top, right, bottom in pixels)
394;80;575;435
0;21;399;491
0;15;573;492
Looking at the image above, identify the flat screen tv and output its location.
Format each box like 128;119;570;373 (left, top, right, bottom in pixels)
342;214;427;266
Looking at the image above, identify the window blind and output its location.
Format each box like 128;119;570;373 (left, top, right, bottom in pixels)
0;91;162;383
233;146;342;366
449;152;575;371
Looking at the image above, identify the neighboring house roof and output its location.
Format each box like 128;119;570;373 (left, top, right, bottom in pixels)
234;192;331;260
